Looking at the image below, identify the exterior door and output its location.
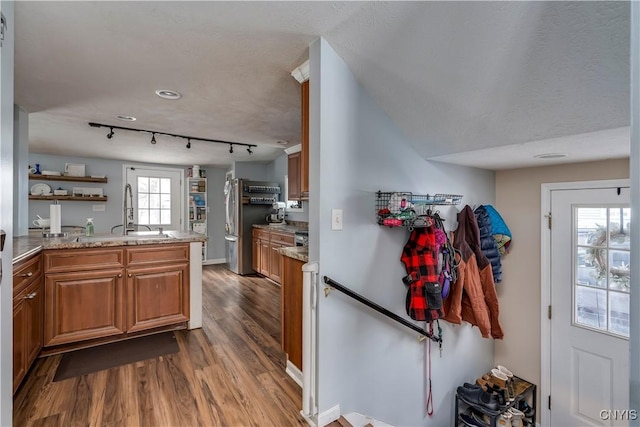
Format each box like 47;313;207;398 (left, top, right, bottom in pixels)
125;166;184;231
550;186;630;426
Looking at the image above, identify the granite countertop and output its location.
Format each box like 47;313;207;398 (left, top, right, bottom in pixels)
278;246;309;263
13;231;207;264
252;221;308;234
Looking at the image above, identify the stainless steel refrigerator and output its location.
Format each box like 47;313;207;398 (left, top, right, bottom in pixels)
224;179;280;274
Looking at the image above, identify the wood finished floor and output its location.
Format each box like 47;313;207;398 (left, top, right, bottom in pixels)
13;265;308;427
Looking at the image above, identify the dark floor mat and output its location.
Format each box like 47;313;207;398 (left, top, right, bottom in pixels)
53;332;179;382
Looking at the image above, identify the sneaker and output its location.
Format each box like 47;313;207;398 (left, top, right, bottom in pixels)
518;401;535;419
497;410;512;426
509;407;525;427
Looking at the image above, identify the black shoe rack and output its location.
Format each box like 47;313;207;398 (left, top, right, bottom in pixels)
455;376;536;427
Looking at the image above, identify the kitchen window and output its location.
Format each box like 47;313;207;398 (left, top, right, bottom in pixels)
124;166;184;231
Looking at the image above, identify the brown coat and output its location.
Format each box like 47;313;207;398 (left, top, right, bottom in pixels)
443;205;503;339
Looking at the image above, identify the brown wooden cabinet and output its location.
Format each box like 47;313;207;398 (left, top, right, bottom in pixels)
300;80;309;200
43;244;189;349
13;254;44;393
252;228;294;284
287;151;301;201
280;255;304;371
287;80;309;201
126;262;189;333
44;268;126;346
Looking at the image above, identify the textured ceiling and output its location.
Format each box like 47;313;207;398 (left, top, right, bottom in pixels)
15;1;630;170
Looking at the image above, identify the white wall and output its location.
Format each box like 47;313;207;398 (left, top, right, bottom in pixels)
311;38;496;427
629;1;639;422
0;2;15;424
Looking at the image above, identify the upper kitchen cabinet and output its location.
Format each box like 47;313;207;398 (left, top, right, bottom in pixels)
300;80;309;200
289;61;309;201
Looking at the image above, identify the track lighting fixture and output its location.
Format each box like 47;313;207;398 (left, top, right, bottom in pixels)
88;122;256;153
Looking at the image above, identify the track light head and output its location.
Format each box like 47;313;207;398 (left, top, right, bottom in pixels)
151;133;157;144
106;128;114;139
247;146;253;154
229;144;233;154
186;139;191;149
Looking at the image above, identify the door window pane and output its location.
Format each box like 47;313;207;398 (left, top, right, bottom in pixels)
609;292;630;336
136;175;172;225
574;206;630;338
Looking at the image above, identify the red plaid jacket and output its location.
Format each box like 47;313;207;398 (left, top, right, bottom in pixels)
400;227;443;321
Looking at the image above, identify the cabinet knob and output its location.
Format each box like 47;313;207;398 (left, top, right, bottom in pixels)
118;273;123;278
128;273;133;277
20;272;33;277
23;292;37;300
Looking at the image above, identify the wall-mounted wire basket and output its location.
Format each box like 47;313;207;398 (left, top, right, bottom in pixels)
375;191;463;229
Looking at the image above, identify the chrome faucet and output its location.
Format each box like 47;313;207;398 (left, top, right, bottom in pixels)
123;184;135;235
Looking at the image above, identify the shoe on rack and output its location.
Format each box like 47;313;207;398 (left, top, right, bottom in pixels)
457;386;499;412
464;382;482;390
509;407;524;427
497;365;513;377
518;401;535;419
491;368;509;389
459;413;486;427
497;410;512;426
470;409;490;426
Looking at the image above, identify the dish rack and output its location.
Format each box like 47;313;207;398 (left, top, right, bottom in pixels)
376;191;463;229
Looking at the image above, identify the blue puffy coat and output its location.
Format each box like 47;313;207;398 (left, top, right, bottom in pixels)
474;205;502;283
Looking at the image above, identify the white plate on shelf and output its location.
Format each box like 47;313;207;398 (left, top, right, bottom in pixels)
30;183;52;195
41;170;61;176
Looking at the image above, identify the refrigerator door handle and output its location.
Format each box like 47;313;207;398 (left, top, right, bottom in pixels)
225;235;238;242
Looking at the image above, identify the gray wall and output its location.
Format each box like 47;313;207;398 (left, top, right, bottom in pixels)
0;2;15;423
311;38;496;426
13;105;28;236
28;154;156;233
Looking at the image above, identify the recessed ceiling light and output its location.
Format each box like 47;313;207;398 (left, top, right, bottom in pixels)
275;140;288;145
534;153;568;159
155;89;182;100
115;115;136;121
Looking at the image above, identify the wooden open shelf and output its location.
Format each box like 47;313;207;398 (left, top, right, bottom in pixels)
29;174;108;183
29;195;108;202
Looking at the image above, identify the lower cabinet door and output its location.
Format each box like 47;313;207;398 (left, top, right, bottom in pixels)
44;269;125;346
24;279;44;369
13;299;27;393
126;263;189;333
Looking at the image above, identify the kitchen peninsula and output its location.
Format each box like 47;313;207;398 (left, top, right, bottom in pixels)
11;231;206;392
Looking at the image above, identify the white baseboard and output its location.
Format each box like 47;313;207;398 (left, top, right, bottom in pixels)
285;360;303;388
203;258;225;265
343;412;394;427
317;405;340;427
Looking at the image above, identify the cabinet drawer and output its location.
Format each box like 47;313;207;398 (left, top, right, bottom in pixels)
253;228;269;240
270;231;294;246
127;244;189;266
44;248;125;273
13;254;42;296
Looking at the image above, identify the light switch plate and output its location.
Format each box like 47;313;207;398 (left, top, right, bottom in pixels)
331;209;343;231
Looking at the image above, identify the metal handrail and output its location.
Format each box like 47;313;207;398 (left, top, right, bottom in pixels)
323;276;441;342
